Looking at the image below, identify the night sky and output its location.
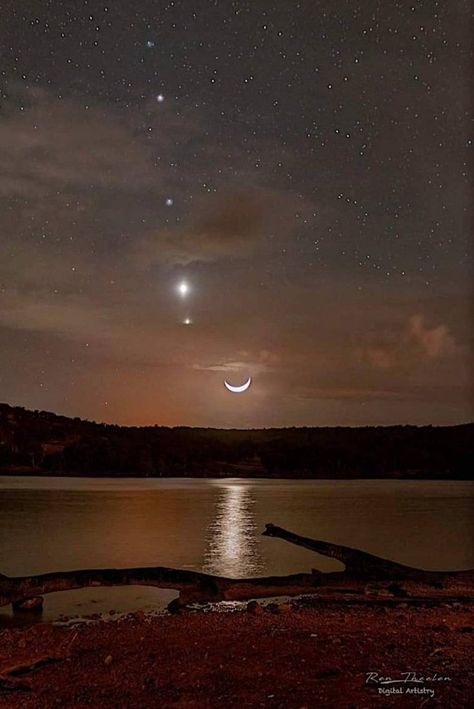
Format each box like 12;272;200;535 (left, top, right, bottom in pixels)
1;1;471;427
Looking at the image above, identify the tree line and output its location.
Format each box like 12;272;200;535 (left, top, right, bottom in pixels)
0;403;472;479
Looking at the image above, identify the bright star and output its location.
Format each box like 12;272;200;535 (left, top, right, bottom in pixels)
165;197;174;206
177;281;190;297
146;40;155;48
157;94;165;102
183;317;192;325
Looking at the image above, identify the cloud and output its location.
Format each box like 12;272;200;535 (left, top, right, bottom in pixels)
192;361;249;373
362;314;458;371
0;88;314;274
409;314;456;358
0;290;110;341
136;188;311;266
192;349;279;374
188;190;265;246
295;385;404;402
0;88;161;197
366;346;397;370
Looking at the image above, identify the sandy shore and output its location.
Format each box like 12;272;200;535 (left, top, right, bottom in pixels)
0;601;473;708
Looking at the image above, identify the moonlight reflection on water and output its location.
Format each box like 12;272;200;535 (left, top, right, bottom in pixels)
0;478;473;621
204;483;263;578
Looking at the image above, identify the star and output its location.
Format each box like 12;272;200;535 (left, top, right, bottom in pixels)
177;281;190;297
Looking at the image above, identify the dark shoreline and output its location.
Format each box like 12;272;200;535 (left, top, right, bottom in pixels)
2;403;473;481
1;470;472;480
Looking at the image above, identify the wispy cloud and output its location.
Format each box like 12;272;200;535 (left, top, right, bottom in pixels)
0;88;161;196
362;313;459;371
135;187;312;266
409;314;457;358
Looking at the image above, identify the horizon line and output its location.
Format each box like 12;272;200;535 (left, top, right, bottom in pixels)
1;401;472;432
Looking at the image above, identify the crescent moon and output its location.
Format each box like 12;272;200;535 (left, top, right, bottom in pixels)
224;377;252;393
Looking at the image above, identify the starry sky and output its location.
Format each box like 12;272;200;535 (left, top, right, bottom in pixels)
0;0;472;427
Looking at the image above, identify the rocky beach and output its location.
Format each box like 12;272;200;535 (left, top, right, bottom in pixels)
1;598;473;708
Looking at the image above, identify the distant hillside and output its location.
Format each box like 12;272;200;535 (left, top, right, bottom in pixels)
0;403;472;479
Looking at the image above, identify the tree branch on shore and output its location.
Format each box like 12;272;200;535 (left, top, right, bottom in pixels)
262;523;472;579
1;524;472;611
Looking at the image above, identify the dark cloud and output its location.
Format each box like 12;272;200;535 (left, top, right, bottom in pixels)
136;188;312;266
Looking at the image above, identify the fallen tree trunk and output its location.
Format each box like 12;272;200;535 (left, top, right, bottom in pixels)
1;524;472;610
0;567;325;608
262;523;474;580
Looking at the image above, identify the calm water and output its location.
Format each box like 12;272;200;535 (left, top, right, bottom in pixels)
0;477;473;622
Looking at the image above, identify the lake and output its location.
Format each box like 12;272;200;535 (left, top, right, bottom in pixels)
0;477;473;623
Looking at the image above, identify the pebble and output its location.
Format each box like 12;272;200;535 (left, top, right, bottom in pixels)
14;596;44;611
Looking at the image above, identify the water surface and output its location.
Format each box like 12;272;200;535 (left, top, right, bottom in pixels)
0;477;472;622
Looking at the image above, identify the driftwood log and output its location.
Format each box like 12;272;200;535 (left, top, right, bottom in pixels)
1;523;473;611
263;523;473;579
